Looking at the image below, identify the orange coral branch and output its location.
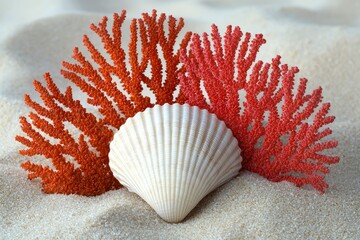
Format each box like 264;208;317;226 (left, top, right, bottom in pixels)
17;10;191;196
16;73;118;195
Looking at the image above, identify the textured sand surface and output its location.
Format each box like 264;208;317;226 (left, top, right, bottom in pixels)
0;1;359;239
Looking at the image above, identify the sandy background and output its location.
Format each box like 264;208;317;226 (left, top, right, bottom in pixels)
0;0;359;239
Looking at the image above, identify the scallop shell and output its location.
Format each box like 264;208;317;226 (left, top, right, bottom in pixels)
109;103;242;222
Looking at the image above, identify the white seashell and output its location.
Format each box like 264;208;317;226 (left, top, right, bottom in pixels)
109;103;242;223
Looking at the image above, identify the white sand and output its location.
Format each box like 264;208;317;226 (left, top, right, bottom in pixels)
0;0;359;239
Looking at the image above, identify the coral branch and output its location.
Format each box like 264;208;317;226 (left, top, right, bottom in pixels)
17;10;191;196
180;25;339;193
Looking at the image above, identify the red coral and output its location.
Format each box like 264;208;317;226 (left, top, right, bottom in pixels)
16;10;191;196
179;25;339;193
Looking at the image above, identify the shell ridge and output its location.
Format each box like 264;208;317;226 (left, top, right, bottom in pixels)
136;111;159;208
213;136;242;185
190;114;221;200
184;108;214;212
179;105;207;219
177;105;195;220
214;147;242;187
111;125;141;192
144;107;164;214
180;110;203;217
109;139;130;185
121;121;148;195
111;129;137;190
168;105;175;221
173;104;191;221
169;104;182;221
169;105;189;221
136;108;156;213
163;104;171;220
153;106;167;217
197;122;240;197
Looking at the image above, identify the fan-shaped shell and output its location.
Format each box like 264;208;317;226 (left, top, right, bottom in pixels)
109;103;242;222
